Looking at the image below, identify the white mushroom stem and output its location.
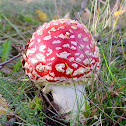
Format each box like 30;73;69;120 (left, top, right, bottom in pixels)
42;84;88;121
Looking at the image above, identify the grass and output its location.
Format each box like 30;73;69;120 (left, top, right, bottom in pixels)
0;0;126;125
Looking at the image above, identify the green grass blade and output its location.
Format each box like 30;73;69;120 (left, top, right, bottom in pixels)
2;40;11;62
121;40;126;60
100;44;123;90
0;11;26;41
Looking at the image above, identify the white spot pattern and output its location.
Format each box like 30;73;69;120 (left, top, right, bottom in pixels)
32;70;39;78
44;65;52;70
43;35;51;40
26;46;36;55
78;33;82;39
39;45;46;52
49;72;55;77
29;67;33;72
52;40;61;44
91;60;95;64
56;51;71;59
75;53;80;56
58;26;65;30
70;20;78;24
56;47;62;50
36;54;45;62
54;77;66;81
44;75;54;80
48;27;56;34
70;35;75;38
66;32;70;35
83;58;90;65
71;46;76;50
86;45;90;49
57;33;66;39
37;39;41;42
79;54;84;59
71;26;77;29
71;41;77;46
76;58;81;62
73;67;85;76
36;63;44;72
47;57;55;61
69;57;74;62
47;48;52;56
79;44;85;49
66;67;73;75
72;63;78;68
83;37;89;42
90;43;94;48
83;28;89;33
30;58;39;65
24;62;29;69
63;44;70;48
69;29;73;33
55;63;65;73
37;29;43;35
85;51;90;55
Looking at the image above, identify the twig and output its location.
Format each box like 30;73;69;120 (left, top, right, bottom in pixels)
112;112;126;126
42;90;60;116
107;107;126;109
98;0;106;5
0;54;22;68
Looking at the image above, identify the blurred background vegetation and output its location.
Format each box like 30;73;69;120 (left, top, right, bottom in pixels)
0;0;126;126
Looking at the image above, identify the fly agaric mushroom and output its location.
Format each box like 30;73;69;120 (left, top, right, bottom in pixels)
22;19;100;121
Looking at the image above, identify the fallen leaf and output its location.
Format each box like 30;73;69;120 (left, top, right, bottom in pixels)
0;95;8;116
81;8;92;23
53;15;59;20
35;9;48;22
113;9;125;17
112;0;126;18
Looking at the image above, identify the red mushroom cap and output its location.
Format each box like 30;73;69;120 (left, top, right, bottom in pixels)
22;19;100;84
